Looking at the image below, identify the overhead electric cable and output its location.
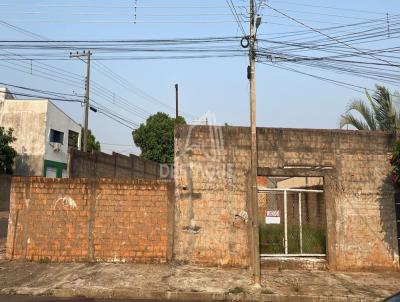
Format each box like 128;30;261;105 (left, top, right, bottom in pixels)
265;4;400;67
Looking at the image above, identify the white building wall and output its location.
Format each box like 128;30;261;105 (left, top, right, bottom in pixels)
44;101;81;166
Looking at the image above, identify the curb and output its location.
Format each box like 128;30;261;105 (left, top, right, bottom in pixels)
54;288;227;301
0;287;382;302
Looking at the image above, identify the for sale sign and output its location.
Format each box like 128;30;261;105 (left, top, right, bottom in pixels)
265;210;281;224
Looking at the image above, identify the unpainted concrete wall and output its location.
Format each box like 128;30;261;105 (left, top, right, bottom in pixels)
174;126;250;267
6;177;174;263
0;175;11;211
0;100;47;176
174;125;399;271
68;148;163;180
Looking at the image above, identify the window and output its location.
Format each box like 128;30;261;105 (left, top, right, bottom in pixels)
68;130;79;148
49;129;64;144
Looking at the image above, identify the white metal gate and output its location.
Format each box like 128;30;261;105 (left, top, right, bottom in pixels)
258;188;326;257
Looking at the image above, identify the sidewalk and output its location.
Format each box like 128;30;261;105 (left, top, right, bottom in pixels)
0;260;398;301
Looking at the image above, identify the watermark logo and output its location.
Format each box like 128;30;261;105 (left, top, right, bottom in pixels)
160;112;233;183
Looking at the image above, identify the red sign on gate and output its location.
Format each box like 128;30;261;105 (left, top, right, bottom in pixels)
265;210;281;224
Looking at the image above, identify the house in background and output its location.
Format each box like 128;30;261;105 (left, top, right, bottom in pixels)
0;87;81;177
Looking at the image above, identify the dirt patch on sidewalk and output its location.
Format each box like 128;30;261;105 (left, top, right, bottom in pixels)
262;269;400;298
0;261;252;294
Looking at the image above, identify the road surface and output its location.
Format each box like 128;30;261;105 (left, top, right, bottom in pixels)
0;297;208;302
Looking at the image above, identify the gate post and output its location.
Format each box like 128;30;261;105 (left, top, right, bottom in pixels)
284;190;288;255
299;192;303;254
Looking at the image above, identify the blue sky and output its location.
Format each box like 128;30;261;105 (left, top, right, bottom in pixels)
0;0;399;155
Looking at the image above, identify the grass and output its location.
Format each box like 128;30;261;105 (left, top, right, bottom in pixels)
38;257;51;263
289;278;301;293
259;223;326;254
261;288;274;294
228;287;245;294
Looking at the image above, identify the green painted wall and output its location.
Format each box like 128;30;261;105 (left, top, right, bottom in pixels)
43;160;67;178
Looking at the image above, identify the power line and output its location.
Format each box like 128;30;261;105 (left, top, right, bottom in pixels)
92;61;193;118
91;100;138;129
0;81;83;98
265;4;399;67
0;89;82;103
0;80;138;129
260;61;366;94
266;7;382;21
226;0;246;36
0;19;243;24
269;0;388;16
0;12;242;17
260;14;400;40
0;20;192;121
0;4;249;9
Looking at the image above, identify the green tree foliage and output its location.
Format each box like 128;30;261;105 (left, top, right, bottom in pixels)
0;127;17;174
390;141;400;188
132;112;186;164
87;129;101;152
84;129;101;152
340;85;400;131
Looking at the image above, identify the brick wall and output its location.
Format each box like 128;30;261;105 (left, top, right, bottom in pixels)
6;177;174;263
0;175;11;211
174;125;399;271
68;148;165;180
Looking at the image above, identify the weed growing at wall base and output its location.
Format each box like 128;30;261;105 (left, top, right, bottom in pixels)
259;223;326;254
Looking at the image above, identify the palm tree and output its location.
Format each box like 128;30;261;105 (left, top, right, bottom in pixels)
340;85;400;131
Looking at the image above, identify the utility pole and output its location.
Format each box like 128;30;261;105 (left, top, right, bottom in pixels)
249;0;261;285
175;84;179;123
70;50;91;152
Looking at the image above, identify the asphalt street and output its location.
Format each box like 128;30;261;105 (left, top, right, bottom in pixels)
0;297;208;302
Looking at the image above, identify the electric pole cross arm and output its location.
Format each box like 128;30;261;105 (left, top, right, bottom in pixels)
70;50;92;152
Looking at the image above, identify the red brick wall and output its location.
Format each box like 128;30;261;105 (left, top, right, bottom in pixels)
6;177;174;263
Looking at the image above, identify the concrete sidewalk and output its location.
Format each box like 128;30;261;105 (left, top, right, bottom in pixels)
0;260;398;301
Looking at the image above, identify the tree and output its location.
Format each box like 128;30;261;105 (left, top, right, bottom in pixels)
83;129;101;152
0;127;17;174
132;112;186;164
72;129;100;152
340;85;400;131
390;140;400;188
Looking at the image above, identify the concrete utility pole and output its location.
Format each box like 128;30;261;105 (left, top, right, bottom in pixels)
249;0;261;285
70;50;91;152
175;84;179;123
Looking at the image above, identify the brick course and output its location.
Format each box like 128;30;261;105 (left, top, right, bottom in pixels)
6;177;174;263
